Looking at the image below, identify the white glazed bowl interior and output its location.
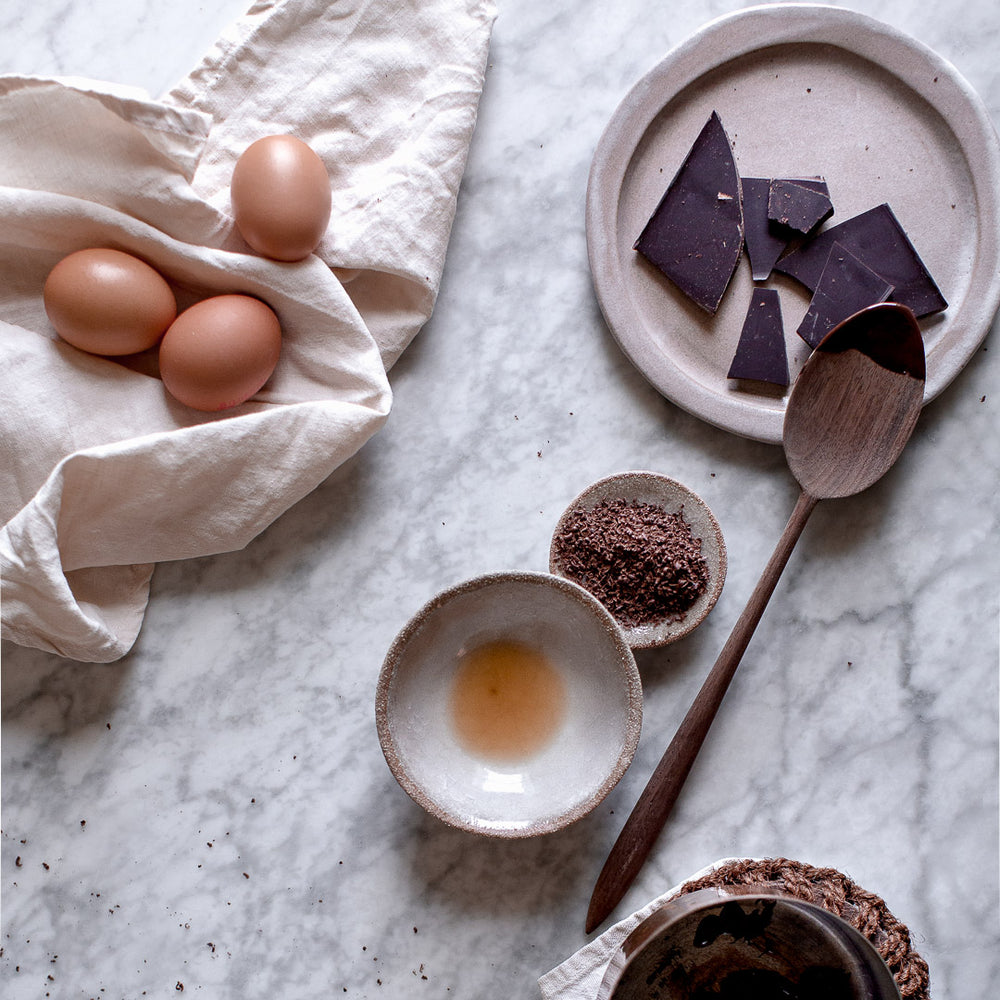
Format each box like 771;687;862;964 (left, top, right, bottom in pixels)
376;571;642;837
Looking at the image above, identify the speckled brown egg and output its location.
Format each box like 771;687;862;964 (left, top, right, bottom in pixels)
43;248;177;356
159;294;282;412
230;135;332;261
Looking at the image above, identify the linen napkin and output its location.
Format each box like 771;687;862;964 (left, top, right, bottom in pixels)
538;860;736;1000
0;0;496;662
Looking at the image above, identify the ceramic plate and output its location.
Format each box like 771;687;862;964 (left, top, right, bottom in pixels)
587;3;1000;443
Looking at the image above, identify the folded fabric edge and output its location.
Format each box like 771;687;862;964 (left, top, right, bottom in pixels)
536;858;742;1000
1;396;390;663
0;74;213;182
0;551;155;663
159;0;277;111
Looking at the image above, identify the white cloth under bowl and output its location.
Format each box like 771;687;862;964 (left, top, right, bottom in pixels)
0;0;496;662
538;860;737;1000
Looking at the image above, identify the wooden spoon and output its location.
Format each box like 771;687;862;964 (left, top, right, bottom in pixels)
586;302;926;933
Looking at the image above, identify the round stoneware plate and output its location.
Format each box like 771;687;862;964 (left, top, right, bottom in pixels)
587;3;1000;443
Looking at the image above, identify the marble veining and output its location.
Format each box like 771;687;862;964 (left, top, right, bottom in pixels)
2;1;998;998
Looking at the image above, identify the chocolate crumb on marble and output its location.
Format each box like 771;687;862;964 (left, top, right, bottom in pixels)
552;498;709;626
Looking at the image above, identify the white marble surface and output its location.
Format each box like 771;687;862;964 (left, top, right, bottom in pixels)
2;1;998;997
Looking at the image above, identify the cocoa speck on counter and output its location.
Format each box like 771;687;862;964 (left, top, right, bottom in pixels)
552;498;710;627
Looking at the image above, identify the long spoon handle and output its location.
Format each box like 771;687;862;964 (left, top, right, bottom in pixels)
585;489;819;933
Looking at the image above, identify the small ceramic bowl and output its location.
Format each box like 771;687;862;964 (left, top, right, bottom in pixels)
598;888;900;1000
375;571;642;837
549;471;727;648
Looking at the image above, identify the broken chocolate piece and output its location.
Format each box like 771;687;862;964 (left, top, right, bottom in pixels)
728;287;788;385
634;111;743;314
742;177;785;281
742;176;830;281
775;203;946;316
797;242;894;348
768;178;833;233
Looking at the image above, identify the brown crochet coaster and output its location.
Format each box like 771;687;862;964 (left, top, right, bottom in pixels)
675;858;929;998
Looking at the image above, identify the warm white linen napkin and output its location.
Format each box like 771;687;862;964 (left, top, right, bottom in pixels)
0;0;496;662
538;860;737;1000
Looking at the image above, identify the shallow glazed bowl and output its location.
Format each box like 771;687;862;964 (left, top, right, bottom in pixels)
549;471;726;649
598;887;900;1000
375;571;642;837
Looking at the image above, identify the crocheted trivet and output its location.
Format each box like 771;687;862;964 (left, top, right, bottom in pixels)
675;857;929;998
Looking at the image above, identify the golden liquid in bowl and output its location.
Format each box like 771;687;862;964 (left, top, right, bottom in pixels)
449;639;566;762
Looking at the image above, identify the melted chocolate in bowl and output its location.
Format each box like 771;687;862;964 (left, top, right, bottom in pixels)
599;890;900;1000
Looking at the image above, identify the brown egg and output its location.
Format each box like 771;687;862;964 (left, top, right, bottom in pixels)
230;135;332;261
43;248;177;356
159;294;282;412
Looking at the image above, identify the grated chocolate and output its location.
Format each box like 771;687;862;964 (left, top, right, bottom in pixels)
553;498;709;627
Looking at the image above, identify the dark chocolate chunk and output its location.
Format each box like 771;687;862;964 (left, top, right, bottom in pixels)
742;176;830;281
634;111;743;314
768;178;833;233
775;203;946;316
742;177;786;281
796;242;894;348
727;287;788;385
